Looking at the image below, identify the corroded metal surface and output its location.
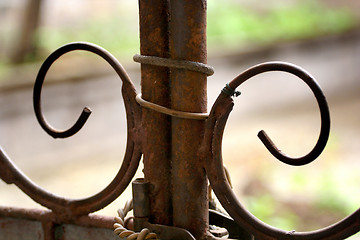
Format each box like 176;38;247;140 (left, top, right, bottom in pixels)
169;1;208;239
138;0;172;226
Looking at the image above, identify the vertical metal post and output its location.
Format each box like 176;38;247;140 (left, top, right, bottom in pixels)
138;0;172;226
132;178;150;232
139;0;209;238
169;0;208;239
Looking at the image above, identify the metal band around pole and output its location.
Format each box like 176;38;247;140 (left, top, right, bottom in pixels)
135;94;209;120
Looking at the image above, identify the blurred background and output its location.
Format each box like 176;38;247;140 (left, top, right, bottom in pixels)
0;0;360;238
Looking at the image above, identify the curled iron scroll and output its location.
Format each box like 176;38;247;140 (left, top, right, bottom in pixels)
228;62;330;166
33;42;136;139
0;42;142;217
203;62;360;239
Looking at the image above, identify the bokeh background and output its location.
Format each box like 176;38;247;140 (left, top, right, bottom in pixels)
0;0;360;238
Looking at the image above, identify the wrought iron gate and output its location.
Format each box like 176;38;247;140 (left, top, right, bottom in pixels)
1;1;360;239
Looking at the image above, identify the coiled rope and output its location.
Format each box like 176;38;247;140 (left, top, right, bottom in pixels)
113;199;157;240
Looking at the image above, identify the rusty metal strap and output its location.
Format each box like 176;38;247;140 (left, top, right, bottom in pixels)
134;53;214;120
133;54;214;76
135;94;209;120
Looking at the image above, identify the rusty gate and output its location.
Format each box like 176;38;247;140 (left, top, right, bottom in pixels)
1;1;360;240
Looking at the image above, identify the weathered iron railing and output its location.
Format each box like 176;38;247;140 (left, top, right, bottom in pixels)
1;1;360;240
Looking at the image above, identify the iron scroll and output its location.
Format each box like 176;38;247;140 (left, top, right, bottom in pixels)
1;42;142;218
202;62;360;239
227;62;330;166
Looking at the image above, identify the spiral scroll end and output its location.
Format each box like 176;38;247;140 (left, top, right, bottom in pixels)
257;130;283;156
83;107;92;114
258;130;276;149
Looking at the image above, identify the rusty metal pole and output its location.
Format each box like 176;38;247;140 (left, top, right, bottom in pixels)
169;0;208;239
138;0;209;237
138;0;172;226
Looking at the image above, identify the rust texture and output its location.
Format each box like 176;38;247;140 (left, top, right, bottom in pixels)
138;0;172;226
132;178;150;219
169;0;208;239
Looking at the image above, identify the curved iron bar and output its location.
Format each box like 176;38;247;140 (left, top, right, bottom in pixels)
33;42;134;138
202;62;360;239
0;42;142;218
227;62;330;166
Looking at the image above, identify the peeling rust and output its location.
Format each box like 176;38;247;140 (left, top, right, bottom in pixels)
139;0;172;226
169;1;208;239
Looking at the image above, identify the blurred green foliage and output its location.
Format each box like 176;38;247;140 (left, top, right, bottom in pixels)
207;0;356;49
36;0;357;60
243;134;360;232
208;1;356;49
37;14;139;61
0;62;9;77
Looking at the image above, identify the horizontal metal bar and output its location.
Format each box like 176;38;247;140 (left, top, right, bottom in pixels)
0;206;114;229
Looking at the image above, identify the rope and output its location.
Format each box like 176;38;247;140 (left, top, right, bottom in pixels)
135;94;209;120
113;199;157;240
133;54;214;76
